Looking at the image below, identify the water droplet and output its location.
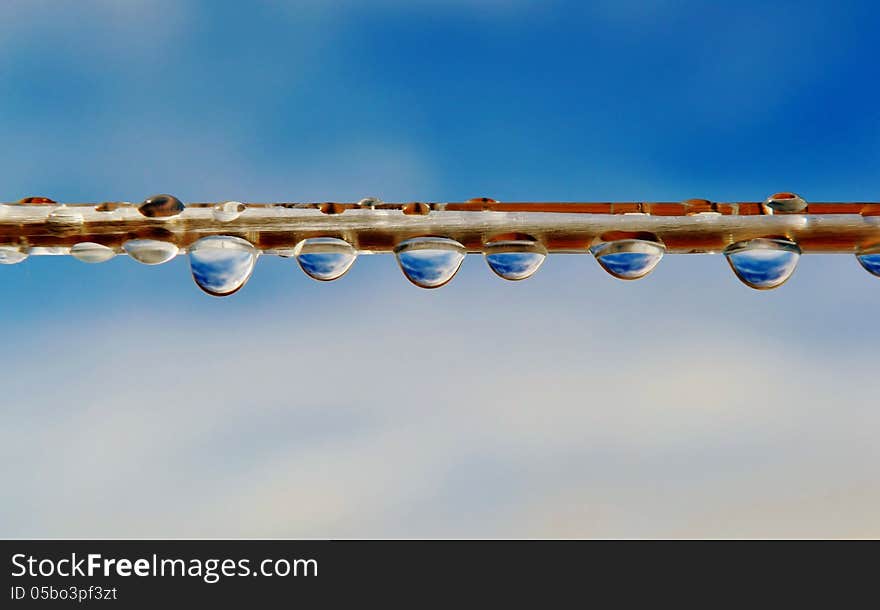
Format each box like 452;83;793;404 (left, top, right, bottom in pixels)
590;239;665;280
483;239;546;281
762;192;807;214
402;202;430;215
123;239;179;265
856;245;880;277
294;237;356;281
138;194;185;218
189;236;258;297
19;197;55;204
0;245;27;264
71;242;116;263
95;201;128;212
724;238;801;289
394;237;466;288
319;202;345;215
213;201;246;222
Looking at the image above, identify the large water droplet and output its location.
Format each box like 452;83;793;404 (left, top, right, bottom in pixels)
189;236;258;297
590;239;665;280
483;239;546;281
394;237;466;288
71;242;116;263
724;238;801;289
294;237;356;281
123;239;179;265
138;194;185;218
213;201;246;222
0;245;27;264
856;245;880;277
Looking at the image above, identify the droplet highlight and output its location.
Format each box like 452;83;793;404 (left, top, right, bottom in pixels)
724;238;801;290
71;242;116;263
189;236;258;297
213;201;245;222
483;239;546;281
590;239;665;280
294;237;356;281
394;237;466;289
123;239;179;265
0;245;27;265
138;194;185;218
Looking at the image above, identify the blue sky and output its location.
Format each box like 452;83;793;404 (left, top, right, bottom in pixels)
1;1;879;537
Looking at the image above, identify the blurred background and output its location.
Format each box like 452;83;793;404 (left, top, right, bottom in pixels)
1;0;878;537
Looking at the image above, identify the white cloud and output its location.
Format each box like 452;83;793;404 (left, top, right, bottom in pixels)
2;261;878;537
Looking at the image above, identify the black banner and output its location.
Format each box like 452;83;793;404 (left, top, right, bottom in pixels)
0;540;870;606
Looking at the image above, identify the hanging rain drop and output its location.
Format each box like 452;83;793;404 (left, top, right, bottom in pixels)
189;236;258;297
293;237;357;281
394;237;466;288
123;239;179;265
0;245;27;265
590;239;665;280
724;238;801;289
856;245;880;277
71;242;116;263
483;239;546;281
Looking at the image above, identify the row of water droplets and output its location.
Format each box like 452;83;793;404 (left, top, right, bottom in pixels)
2;193;880;296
